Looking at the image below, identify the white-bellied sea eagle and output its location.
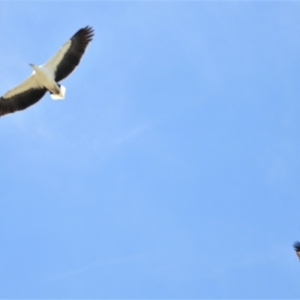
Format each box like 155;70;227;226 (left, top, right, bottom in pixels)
0;26;94;117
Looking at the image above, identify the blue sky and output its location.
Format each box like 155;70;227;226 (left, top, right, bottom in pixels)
1;1;300;298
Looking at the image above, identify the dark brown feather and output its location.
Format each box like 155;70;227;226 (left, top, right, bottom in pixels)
294;241;300;251
293;241;300;260
0;88;47;117
54;26;94;82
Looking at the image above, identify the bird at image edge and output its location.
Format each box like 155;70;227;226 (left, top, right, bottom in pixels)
0;26;94;117
293;241;300;260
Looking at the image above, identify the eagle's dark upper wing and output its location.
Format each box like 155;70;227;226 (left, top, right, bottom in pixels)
0;76;47;117
43;26;94;82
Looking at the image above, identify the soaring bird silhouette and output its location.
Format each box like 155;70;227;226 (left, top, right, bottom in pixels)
0;26;94;117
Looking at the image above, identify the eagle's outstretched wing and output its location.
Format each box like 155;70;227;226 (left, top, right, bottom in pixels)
0;76;46;116
42;26;94;82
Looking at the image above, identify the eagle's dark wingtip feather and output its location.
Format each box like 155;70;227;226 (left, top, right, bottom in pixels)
54;26;94;82
82;26;94;41
72;26;94;44
294;241;300;252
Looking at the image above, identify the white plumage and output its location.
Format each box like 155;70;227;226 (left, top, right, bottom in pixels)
0;26;94;117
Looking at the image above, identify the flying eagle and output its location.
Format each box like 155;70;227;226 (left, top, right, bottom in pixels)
293;241;300;260
0;26;94;117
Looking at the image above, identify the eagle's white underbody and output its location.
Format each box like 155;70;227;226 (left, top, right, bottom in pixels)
30;64;66;100
3;39;72;101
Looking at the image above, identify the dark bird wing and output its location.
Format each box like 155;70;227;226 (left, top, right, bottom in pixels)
293;241;300;260
42;26;94;82
0;76;47;117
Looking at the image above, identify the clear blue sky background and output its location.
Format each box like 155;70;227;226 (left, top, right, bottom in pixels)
1;1;300;298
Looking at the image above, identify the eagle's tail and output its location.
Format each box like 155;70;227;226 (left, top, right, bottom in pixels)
50;85;66;100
